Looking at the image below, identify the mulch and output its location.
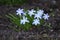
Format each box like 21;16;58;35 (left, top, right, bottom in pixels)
0;0;60;40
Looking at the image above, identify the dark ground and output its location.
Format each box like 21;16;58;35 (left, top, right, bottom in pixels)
0;0;60;40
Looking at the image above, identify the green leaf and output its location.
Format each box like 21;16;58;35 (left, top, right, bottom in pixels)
6;14;21;27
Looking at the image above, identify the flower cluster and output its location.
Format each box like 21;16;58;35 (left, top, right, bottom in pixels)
16;8;50;26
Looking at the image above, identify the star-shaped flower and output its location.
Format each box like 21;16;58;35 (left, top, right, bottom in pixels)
20;16;29;24
32;19;40;25
43;13;49;20
28;9;36;16
34;14;42;19
34;10;44;19
37;9;44;16
16;8;25;16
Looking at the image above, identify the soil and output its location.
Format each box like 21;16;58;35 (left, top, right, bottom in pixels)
0;0;60;40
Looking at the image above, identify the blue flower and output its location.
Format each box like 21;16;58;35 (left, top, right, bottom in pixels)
34;13;42;19
32;19;40;25
43;13;49;20
37;10;44;16
28;9;36;16
20;16;29;24
34;10;44;19
16;8;25;16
